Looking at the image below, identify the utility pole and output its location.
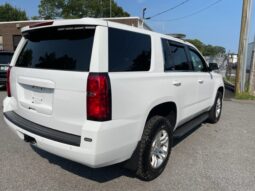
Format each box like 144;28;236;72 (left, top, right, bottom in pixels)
142;8;147;28
242;0;253;92
236;0;252;95
248;34;255;95
142;8;147;20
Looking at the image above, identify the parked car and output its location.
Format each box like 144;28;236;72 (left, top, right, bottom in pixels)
3;18;224;181
0;51;13;87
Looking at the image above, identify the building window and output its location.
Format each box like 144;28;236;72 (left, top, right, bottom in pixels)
13;35;22;50
0;36;3;50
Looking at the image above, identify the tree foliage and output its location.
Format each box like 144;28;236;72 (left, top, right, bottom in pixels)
39;0;129;19
186;39;226;56
39;0;64;19
0;3;28;21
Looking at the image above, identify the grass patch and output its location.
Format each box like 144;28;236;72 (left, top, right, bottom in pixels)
235;92;255;100
224;77;236;85
223;77;255;100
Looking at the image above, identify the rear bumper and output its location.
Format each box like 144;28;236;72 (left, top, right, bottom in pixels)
4;111;81;146
3;97;140;168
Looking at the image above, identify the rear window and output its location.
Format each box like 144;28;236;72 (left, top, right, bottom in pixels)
0;53;13;64
16;26;95;71
109;28;151;72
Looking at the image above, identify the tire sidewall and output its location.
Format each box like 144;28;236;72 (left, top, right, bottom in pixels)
212;92;223;122
141;116;173;179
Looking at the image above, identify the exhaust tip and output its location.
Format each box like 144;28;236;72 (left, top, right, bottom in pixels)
24;134;37;145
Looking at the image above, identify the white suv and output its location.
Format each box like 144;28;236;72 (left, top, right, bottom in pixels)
3;18;224;180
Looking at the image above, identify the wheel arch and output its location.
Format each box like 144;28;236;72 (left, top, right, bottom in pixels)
218;86;224;96
145;101;177;129
124;101;177;171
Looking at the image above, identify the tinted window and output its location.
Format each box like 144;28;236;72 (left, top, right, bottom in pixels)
0;53;13;64
16;26;95;71
162;39;174;71
189;48;207;72
162;39;190;71
170;44;189;71
109;28;151;72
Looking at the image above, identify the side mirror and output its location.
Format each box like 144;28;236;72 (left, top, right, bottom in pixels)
209;63;219;71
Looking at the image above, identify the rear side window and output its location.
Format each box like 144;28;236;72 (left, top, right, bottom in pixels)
109;28;151;72
16;26;95;71
162;39;173;71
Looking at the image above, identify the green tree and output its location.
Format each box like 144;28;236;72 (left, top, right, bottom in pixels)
39;0;129;19
186;39;226;56
0;3;28;21
39;0;65;19
203;45;216;56
214;46;226;55
31;16;40;20
186;39;205;53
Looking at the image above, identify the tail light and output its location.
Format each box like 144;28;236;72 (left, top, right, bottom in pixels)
87;73;111;121
6;66;12;97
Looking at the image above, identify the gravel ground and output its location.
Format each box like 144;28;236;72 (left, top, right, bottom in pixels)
0;89;255;191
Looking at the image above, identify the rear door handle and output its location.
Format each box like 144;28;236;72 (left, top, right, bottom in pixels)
198;80;204;84
173;81;182;87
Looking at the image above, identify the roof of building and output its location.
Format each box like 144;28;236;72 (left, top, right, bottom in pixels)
0;17;152;31
0;18;196;51
103;17;152;31
0;20;46;24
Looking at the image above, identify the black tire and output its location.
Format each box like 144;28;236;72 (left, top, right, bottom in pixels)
208;91;223;123
136;115;173;181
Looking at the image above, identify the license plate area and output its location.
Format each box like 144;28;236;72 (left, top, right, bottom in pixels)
18;84;54;115
31;86;46;104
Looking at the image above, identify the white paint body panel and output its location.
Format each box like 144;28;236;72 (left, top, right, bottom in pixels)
3;18;224;167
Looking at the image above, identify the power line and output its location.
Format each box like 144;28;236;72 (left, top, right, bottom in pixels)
149;0;224;22
146;0;191;19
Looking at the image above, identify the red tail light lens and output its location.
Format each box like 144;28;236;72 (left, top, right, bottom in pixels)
87;73;111;121
6;66;11;97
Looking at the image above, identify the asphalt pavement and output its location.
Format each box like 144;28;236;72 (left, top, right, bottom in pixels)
0;89;255;191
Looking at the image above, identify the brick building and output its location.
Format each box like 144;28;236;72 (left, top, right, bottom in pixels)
0;17;151;52
0;20;44;52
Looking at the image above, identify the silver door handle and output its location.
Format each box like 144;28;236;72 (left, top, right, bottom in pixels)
173;81;182;87
198;80;204;84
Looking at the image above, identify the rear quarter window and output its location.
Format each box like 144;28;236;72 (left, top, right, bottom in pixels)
16;26;95;71
108;28;151;72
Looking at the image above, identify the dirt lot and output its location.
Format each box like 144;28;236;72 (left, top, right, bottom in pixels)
0;90;255;191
